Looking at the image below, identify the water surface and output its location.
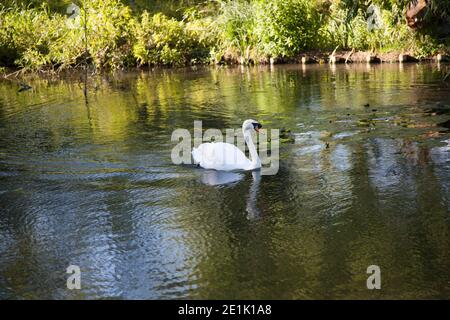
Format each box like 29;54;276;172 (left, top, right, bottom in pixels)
0;63;449;299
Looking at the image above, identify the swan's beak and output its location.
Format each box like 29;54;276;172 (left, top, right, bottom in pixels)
253;123;262;132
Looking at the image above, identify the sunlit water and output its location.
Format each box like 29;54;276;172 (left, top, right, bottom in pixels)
0;64;449;299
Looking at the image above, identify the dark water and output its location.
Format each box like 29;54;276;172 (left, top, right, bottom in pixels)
0;64;449;299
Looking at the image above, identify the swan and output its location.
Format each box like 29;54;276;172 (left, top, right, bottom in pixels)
192;119;262;171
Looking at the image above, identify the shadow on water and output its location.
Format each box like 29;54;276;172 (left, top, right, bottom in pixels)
0;63;449;299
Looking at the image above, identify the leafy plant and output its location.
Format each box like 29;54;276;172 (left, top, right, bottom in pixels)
133;11;208;66
256;0;324;57
212;0;259;62
0;0;449;71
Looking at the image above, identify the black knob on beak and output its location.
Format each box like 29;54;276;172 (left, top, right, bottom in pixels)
252;122;262;132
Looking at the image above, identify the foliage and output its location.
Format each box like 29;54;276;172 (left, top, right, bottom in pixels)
133;12;210;66
0;0;449;71
257;0;324;57
0;0;136;70
84;0;135;69
325;2;411;51
212;0;259;61
210;0;327;61
0;4;75;70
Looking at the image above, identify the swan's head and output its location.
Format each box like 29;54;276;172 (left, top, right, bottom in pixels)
242;119;262;133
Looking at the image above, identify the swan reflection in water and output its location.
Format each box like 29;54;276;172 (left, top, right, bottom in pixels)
198;169;262;219
200;170;244;186
246;170;261;219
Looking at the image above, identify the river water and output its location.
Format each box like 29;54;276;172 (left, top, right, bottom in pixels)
0;63;449;299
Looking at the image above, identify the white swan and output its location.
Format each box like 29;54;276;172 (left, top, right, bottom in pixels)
192;119;262;171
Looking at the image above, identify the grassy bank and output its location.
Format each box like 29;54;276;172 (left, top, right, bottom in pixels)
0;0;449;72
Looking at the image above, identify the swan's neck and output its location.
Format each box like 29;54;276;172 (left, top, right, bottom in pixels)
243;129;261;169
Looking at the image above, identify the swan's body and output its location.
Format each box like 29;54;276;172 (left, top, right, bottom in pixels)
192;142;253;171
192;119;262;171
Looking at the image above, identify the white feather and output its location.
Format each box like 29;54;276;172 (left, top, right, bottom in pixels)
192;142;252;171
192;119;261;171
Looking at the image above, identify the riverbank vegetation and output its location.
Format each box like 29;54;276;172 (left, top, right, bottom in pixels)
0;0;449;72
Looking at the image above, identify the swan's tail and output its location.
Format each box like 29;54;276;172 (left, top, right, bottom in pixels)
191;146;202;164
